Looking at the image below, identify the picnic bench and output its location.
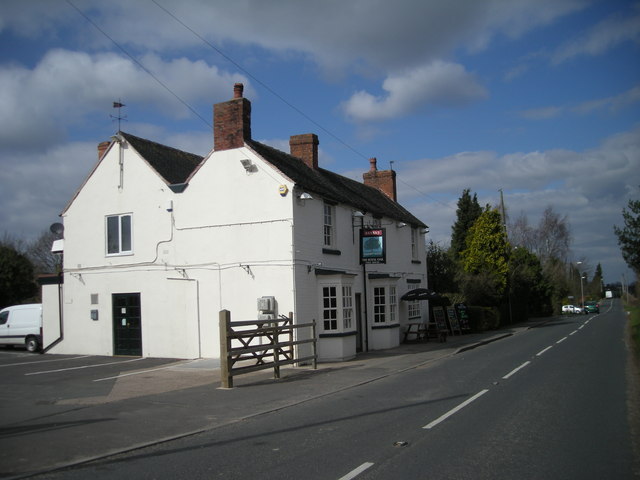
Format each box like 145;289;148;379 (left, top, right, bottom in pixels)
403;321;447;343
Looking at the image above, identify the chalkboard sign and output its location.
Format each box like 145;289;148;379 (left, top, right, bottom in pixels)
446;306;461;335
432;307;447;332
456;303;471;331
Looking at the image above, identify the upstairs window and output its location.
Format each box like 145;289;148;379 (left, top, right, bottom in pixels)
323;203;335;247
411;227;419;260
106;214;132;255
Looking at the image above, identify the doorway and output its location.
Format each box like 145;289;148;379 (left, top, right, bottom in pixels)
112;293;142;356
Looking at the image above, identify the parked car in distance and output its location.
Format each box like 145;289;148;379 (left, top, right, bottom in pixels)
584;300;600;314
573;305;583;314
562;305;576;314
0;304;42;352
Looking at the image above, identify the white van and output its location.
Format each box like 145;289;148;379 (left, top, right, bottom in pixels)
0;304;43;352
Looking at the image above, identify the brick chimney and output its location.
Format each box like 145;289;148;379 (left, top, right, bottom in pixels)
363;157;397;202
213;83;252;151
98;141;110;160
289;133;319;169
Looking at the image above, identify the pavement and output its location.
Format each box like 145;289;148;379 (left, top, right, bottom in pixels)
1;318;551;479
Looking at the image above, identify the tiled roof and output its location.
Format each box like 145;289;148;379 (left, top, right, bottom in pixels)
119;131;425;228
247;140;426;228
120;132;203;185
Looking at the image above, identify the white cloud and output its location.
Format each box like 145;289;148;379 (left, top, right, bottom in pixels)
0;0;588;73
395;126;640;282
0;141;96;240
552;6;640;64
341;62;488;122
518;84;640;120
0;49;246;151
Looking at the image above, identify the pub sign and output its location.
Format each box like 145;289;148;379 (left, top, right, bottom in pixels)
360;228;386;264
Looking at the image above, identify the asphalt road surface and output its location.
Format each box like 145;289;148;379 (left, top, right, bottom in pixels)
26;299;639;480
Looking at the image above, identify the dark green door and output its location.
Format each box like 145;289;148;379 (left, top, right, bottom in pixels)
112;293;142;356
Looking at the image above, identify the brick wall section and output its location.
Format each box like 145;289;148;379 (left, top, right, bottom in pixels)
363;157;397;202
213;83;252;151
289;133;319;169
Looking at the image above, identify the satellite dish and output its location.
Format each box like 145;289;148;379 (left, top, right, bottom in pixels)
50;222;64;236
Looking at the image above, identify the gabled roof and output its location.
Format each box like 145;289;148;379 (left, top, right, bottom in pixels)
247;140;426;228
120;132;203;185
88;131;424;228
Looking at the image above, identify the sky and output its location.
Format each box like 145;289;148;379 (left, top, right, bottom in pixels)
0;0;638;285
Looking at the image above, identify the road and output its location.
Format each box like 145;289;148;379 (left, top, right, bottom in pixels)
27;299;638;479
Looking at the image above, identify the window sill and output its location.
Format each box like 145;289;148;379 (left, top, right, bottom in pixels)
106;252;134;257
371;323;400;330
319;331;357;338
322;248;341;256
411;260;422;264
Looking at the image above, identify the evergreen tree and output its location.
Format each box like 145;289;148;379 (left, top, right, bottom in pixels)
450;189;482;259
588;263;604;298
459;207;510;304
614;192;640;276
0;243;37;309
426;240;457;293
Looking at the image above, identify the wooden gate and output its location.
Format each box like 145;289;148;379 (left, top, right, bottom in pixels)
219;310;316;388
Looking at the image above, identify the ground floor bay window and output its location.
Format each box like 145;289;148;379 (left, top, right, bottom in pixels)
317;277;356;362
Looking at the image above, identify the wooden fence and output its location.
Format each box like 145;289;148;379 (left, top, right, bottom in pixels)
218;310;317;388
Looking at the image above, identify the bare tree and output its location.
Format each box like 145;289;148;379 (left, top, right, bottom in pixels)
533;206;571;264
509;211;535;251
26;230;61;275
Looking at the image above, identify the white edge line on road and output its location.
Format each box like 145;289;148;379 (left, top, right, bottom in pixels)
569;330;578;336
536;346;553;356
25;357;144;376
93;363;185;382
503;361;531;379
0;355;91;368
338;462;375;480
423;389;490;429
578;324;585;330
556;336;568;344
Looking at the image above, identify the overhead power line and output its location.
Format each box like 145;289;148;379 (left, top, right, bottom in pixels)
65;0;212;128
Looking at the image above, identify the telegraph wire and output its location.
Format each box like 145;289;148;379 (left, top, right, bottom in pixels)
67;0;454;211
151;0;369;162
65;0;212;128
151;1;456;211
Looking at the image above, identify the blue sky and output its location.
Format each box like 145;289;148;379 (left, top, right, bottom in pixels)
0;0;638;284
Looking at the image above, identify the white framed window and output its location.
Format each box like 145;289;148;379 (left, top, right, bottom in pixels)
342;285;353;329
106;214;132;255
389;286;397;323
320;281;354;332
411;227;419;260
373;284;399;324
407;284;421;319
322;286;338;331
323;203;335;247
373;286;386;323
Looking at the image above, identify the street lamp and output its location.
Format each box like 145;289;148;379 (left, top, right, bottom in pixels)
579;274;586;310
